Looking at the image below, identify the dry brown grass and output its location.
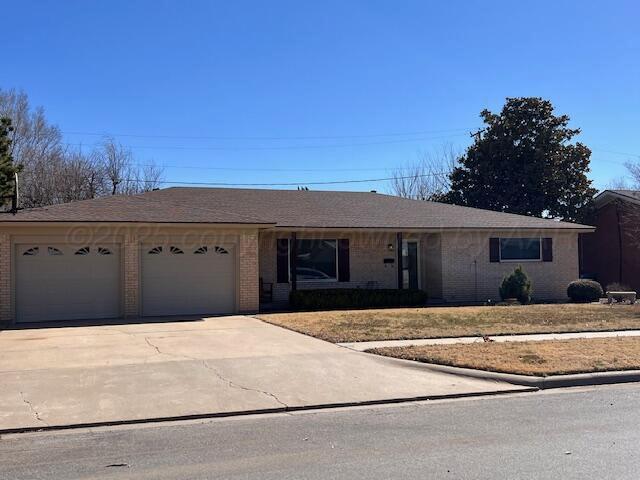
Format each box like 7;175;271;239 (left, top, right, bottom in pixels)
368;337;640;376
258;304;640;343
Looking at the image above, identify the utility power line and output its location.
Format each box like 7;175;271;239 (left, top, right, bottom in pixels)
127;171;450;187
62;133;469;152
592;148;640;159
62;127;472;141
133;163;397;172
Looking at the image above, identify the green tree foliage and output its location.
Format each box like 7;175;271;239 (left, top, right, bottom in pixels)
499;265;532;305
444;98;596;222
0;117;21;206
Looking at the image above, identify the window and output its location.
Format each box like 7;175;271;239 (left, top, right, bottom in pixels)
23;247;39;256
148;246;163;255
170;246;184;255
48;247;63;256
214;246;229;255
294;239;337;281
194;246;208;255
74;247;90;256
97;247;112;256
499;238;541;261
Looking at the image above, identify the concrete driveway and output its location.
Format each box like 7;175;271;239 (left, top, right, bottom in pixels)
0;316;530;431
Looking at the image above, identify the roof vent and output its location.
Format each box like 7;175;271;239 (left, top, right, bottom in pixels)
370;190;377;193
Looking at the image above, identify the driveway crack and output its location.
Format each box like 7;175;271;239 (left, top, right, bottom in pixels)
144;337;162;355
201;360;289;409
142;338;288;409
19;392;48;427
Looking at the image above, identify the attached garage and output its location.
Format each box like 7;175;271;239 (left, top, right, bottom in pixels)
15;243;121;323
141;243;236;316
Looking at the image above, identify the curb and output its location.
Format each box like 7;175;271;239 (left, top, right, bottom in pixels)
0;387;536;436
410;362;640;389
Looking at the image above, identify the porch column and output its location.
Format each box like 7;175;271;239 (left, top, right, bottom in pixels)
290;232;297;291
239;232;259;313
123;233;140;318
0;232;11;323
396;232;403;289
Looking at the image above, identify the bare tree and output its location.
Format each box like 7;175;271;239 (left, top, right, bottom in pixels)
95;137;164;195
0;89;164;207
623;160;640;188
97;137;133;195
605;160;640;191
390;143;459;201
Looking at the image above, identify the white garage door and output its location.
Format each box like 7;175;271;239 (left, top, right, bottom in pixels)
142;244;236;316
15;244;121;323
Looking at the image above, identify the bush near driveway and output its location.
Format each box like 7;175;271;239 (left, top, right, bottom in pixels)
258;304;640;343
368;337;640;376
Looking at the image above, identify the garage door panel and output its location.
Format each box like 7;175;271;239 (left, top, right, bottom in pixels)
142;244;236;316
16;244;121;323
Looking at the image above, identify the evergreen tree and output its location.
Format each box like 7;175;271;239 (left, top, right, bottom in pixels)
444;98;596;222
0;117;22;206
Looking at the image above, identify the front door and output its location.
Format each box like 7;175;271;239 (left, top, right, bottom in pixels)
402;240;419;290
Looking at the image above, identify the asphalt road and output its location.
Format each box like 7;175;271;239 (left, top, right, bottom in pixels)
1;384;639;479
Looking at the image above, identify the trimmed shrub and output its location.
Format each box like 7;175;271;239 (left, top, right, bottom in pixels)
289;288;428;311
499;265;532;305
567;279;604;303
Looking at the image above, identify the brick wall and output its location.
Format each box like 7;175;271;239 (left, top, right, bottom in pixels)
0;232;11;322
123;233;139;317
259;229;580;307
239;232;259;312
580;200;640;292
259;231;398;307
440;230;580;302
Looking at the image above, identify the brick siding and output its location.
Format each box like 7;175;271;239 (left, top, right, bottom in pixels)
123;233;140;317
439;230;579;302
259;229;580;307
239;232;259;312
259;231;399;307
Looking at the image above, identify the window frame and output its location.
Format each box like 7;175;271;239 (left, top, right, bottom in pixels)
498;237;542;262
288;238;339;283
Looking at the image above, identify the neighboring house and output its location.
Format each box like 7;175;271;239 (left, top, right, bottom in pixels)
580;189;640;293
0;187;592;324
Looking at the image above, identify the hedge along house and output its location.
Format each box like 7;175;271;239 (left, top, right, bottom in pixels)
0;187;593;324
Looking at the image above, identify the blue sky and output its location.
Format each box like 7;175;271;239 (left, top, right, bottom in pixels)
3;0;639;192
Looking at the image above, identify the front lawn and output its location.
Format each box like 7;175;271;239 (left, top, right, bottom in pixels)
258;304;640;343
368;337;640;376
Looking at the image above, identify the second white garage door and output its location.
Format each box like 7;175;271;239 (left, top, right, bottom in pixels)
142;244;236;316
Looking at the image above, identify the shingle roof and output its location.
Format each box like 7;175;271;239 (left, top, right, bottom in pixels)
608;190;640;201
0;187;591;230
593;189;640;208
0;192;272;225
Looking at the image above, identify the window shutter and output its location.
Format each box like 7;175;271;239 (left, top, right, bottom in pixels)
276;239;289;283
542;238;553;262
338;239;350;282
489;238;500;263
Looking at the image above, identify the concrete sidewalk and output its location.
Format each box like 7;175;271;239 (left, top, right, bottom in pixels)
0;316;529;432
339;329;640;351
